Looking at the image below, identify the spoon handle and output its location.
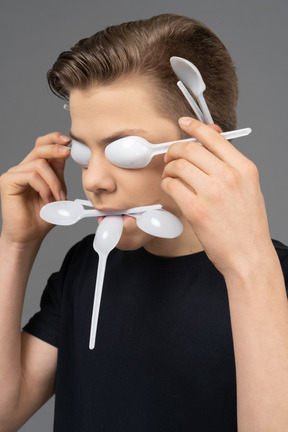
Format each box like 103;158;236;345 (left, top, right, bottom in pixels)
74;199;94;207
152;128;252;156
197;93;214;124
125;204;162;214
89;253;107;350
177;81;205;122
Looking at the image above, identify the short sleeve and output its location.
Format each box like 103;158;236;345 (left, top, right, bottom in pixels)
273;239;288;297
23;235;93;347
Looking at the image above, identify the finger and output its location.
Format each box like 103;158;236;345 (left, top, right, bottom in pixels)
35;132;70;147
161;176;199;222
178;117;247;166
162;157;211;195
21;143;71;165
49;157;67;190
164;139;226;176
8;159;65;201
2;171;54;205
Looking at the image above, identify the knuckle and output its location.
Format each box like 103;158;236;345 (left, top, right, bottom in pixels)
36;158;47;170
50;132;62;141
167;142;176;154
7;166;16;173
0;172;9;187
42;183;51;195
221;166;239;188
163;177;174;192
188;200;209;225
174;158;187;172
35;135;44;145
35;132;61;146
243;159;259;179
182;140;200;155
162;177;178;195
209;182;224;201
50;177;61;190
183;142;193;153
30;170;40;182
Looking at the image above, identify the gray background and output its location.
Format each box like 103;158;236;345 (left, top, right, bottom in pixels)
0;0;287;430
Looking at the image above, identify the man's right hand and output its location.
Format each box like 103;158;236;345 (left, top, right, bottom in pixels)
0;132;71;246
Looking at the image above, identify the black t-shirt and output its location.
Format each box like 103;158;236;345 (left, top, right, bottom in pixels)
23;236;288;431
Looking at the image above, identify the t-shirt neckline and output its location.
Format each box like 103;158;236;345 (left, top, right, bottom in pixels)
133;246;209;271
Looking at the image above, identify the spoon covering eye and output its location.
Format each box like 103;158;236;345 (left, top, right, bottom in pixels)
71;140;92;167
105;136;152;168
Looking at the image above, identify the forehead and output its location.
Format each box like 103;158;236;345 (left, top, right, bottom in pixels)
69;76;161;119
68;76;175;142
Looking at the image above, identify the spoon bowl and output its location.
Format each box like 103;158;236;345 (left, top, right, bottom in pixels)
170;56;213;124
40;200;86;225
132;209;183;238
105;136;153;169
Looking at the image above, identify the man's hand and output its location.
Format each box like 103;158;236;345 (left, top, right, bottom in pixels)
0;132;71;246
162;117;274;277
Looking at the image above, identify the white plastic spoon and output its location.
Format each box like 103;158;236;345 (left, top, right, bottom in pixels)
40;200;183;238
105;128;252;169
129;209;183;238
170;56;213;124
40;200;100;225
90;215;123;349
40;200;162;225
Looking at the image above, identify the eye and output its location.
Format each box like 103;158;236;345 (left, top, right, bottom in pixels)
70;140;92;168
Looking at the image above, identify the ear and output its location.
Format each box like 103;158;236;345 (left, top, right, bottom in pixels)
207;124;223;133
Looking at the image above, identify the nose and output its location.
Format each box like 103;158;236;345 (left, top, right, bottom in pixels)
82;151;117;194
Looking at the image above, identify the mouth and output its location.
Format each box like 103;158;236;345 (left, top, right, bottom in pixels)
94;203;164;223
97;213;133;225
94;205;132;224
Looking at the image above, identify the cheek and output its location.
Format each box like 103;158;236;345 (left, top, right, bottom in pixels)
126;157;165;189
125;172;163;200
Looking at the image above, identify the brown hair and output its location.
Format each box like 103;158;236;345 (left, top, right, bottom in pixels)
47;14;238;131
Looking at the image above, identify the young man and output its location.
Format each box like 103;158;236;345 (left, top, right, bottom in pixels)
1;13;288;431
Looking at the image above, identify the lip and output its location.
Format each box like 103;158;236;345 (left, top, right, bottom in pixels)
91;205;127;212
97;213;132;225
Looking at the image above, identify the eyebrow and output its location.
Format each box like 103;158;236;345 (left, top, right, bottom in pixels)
69;128;148;146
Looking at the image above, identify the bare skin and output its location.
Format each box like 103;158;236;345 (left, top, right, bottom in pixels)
0;133;70;430
1;77;288;431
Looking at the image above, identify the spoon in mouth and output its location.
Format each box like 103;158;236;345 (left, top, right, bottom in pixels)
40;201;161;225
40;201;183;238
90;215;123;349
40;200;184;349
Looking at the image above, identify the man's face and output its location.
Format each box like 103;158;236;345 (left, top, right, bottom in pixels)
69;76;184;251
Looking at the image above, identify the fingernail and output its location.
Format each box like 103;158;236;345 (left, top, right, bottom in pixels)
60;135;71;142
60;191;66;201
58;146;71;153
179;117;193;127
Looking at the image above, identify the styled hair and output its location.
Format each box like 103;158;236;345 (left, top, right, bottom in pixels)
47;14;238;131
